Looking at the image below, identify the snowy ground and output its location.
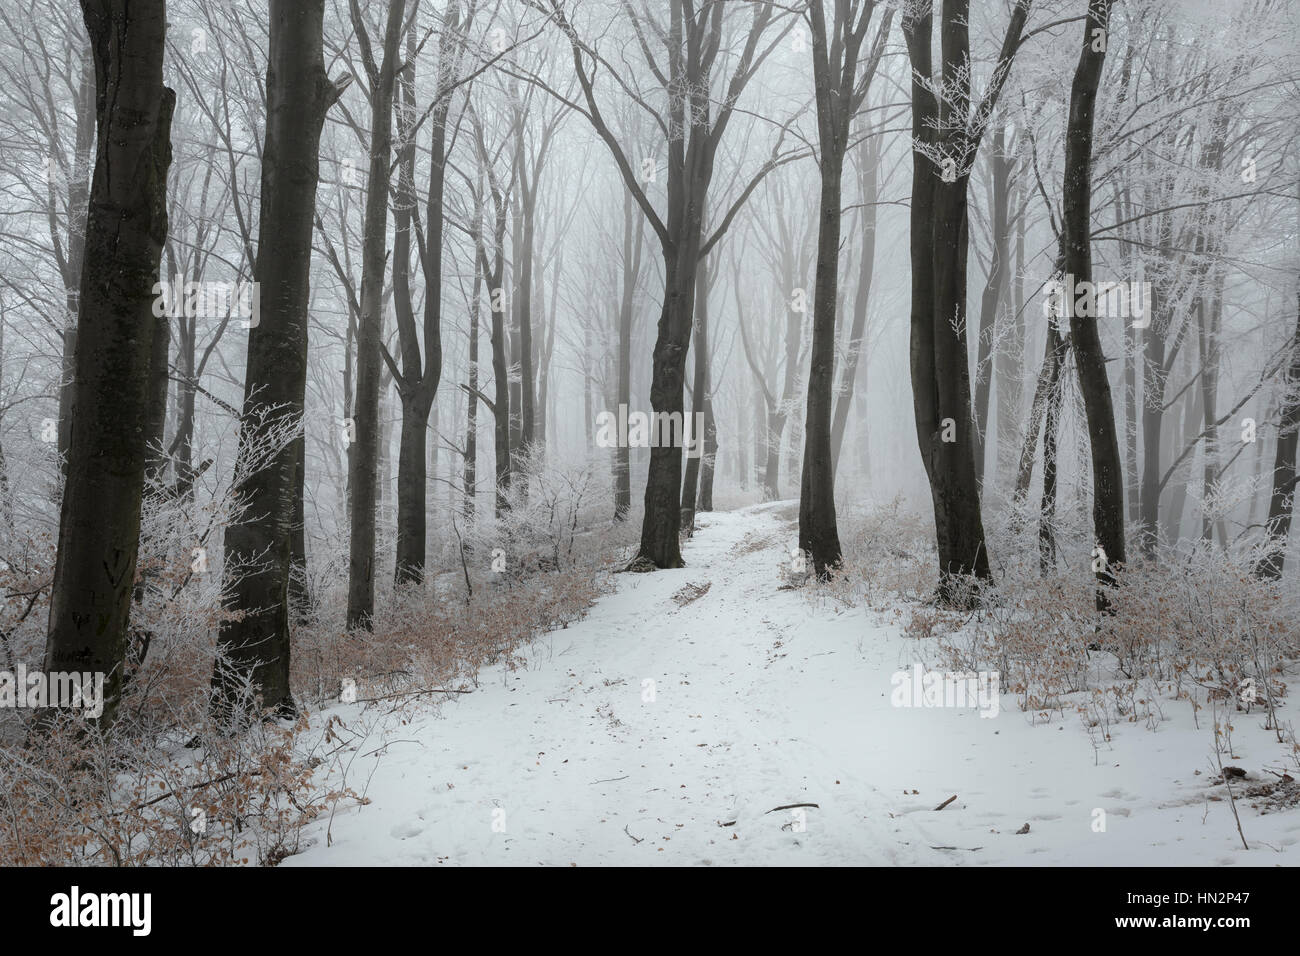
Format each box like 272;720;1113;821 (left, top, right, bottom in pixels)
286;504;1300;866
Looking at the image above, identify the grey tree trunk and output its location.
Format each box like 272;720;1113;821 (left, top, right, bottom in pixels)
995;173;1026;490
485;179;512;516
614;188;642;520
346;0;406;629
830;130;878;480
465;199;483;520
393;6;459;584
972;125;1010;493
1256;288;1300;579
680;257;711;533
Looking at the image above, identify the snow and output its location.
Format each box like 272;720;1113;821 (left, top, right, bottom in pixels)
285;505;1300;866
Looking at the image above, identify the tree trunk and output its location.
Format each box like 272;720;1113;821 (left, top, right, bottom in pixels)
392;6;456;584
637;236;700;568
903;1;1019;599
1256;289;1300;579
799;146;845;576
1014;314;1070;508
995;172;1026;489
830;131;878;479
488;189;512;517
1199;276;1223;542
1039;324;1065;574
41;0;174;729
144;311;170;483
214;0;341;719
465;211;482;520
680;257;711;533
973;125;1010;493
1140;290;1166;555
346;0;405;629
56;52;97;481
928;177;992;589
391;26;424;583
289;437;310;622
699;392;716;512
1064;0;1125;593
615;189;641;520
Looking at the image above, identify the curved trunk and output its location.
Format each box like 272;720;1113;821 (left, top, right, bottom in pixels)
1064;0;1125;594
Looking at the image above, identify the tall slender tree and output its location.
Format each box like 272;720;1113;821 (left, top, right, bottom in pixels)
800;0;891;576
901;0;1031;600
390;2;465;584
1062;0;1125;594
214;0;349;720
540;0;794;569
347;0;407;629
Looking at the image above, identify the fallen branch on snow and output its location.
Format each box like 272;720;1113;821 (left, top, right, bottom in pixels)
765;803;819;813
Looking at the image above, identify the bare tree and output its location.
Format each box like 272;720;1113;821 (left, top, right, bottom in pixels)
536;0;795;569
799;0;892;576
41;0;175;728
901;0;1032;600
214;0;349;720
346;0;407;629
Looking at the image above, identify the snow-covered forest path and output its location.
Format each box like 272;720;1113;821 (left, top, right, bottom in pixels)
287;505;1299;866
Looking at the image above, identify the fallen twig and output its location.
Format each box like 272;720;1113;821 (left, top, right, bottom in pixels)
765;802;819;814
933;794;957;811
357;687;472;703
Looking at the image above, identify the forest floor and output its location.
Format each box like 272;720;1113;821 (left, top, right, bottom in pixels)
286;504;1300;866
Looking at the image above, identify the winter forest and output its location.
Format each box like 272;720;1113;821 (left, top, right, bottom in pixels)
0;0;1298;872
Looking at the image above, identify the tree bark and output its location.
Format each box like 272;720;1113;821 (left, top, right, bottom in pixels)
1063;0;1125;594
614;188;642;520
464;195;483;520
830;129;878;479
214;0;343;719
995;171;1026;490
42;0;174;728
346;0;406;629
483;175;512;517
973;125;1010;492
56;51;97;480
680;256;711;533
392;5;459;584
1256;288;1300;579
799;0;890;576
799;142;845;576
902;0;1026;599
